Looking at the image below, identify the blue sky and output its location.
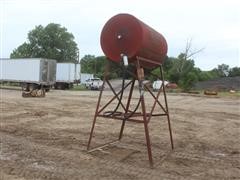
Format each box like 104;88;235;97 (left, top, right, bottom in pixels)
1;0;239;70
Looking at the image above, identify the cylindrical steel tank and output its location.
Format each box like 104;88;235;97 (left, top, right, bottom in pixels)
100;13;168;69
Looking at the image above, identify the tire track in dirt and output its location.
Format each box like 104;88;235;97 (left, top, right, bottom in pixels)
1;130;239;180
1;89;240;179
1;132;194;180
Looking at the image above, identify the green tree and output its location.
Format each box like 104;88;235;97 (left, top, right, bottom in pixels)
162;56;174;79
212;64;230;77
197;70;219;81
161;53;201;91
80;55;96;73
11;23;79;63
228;67;240;77
168;53;195;82
10;42;32;58
80;55;110;78
179;71;198;91
80;55;126;79
148;56;175;81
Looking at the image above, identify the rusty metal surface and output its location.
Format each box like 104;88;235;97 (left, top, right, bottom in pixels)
87;62;173;167
100;13;168;68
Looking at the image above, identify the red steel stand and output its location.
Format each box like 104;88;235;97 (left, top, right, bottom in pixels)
87;59;174;167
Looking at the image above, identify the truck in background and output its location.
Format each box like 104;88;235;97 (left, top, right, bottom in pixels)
55;63;80;90
0;58;56;97
80;73;104;90
84;78;103;90
80;73;94;84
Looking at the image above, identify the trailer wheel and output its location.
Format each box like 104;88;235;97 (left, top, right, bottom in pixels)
30;89;38;96
60;83;66;90
54;83;62;90
37;89;46;97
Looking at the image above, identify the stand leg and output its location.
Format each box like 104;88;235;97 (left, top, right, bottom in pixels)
87;76;106;150
135;59;154;167
160;66;174;149
141;95;153;167
119;79;135;140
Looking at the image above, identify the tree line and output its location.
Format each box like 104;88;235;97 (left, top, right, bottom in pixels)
80;54;240;90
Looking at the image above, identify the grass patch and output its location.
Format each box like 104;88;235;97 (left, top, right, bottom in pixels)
167;88;240;98
217;91;240;97
166;88;182;93
0;82;20;87
71;84;88;91
195;90;240;97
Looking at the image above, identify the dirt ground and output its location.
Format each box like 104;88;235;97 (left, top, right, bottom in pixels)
0;88;239;180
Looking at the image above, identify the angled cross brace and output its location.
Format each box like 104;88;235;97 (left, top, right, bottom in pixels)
87;62;174;167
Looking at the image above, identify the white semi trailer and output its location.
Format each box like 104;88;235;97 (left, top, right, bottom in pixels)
0;58;56;97
55;63;81;89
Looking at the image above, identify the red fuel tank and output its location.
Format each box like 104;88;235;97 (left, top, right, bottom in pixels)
100;13;168;69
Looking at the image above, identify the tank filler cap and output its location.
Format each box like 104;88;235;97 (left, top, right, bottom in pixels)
121;54;128;66
117;34;122;39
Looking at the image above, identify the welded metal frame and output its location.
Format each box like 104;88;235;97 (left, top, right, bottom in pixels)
87;58;174;167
